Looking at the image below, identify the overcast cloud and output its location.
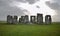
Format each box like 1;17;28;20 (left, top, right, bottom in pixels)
0;0;60;22
46;0;60;22
0;0;39;21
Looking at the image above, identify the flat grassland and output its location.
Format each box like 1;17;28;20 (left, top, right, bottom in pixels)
0;22;60;36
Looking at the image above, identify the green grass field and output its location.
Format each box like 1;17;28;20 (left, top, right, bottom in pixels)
0;22;60;36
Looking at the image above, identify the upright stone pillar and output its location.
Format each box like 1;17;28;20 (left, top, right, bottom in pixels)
21;16;25;23
24;15;29;23
45;15;52;24
30;16;36;23
7;15;10;23
13;16;18;24
7;15;13;24
37;13;43;24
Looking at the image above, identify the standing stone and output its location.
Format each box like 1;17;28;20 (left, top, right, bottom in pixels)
7;15;10;23
37;13;43;24
13;16;18;24
24;15;29;23
7;15;13;24
30;16;36;23
45;15;52;24
10;16;13;24
21;16;25;23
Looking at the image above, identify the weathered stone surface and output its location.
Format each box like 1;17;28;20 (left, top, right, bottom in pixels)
37;13;43;24
21;16;25;23
30;16;36;23
7;15;10;23
13;16;18;24
45;15;52;24
24;15;29;23
7;15;18;24
7;14;52;24
10;16;13;24
7;15;13;24
14;16;18;19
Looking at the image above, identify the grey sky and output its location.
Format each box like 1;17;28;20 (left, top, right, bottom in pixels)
0;0;60;22
45;0;60;22
0;0;39;21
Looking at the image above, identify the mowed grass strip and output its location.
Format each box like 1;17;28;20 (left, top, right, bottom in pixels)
0;23;60;36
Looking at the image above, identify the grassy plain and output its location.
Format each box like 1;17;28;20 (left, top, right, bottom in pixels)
0;22;60;36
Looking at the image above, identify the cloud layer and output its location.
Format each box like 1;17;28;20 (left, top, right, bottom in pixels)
0;0;39;21
45;0;60;22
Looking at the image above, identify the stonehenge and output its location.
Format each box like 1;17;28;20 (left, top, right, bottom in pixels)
45;15;52;24
21;16;25;23
24;15;29;23
13;16;18;24
7;15;18;24
19;15;36;24
7;13;52;24
7;15;10;23
7;15;13;24
19;15;29;23
30;16;36;23
37;13;43;24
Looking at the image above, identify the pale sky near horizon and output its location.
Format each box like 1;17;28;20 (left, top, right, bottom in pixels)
0;0;60;22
